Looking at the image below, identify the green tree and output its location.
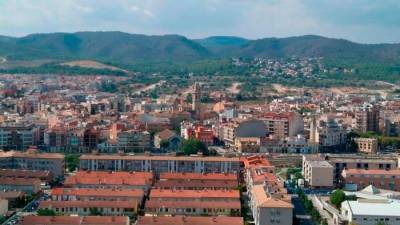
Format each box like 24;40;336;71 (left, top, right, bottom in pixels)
37;208;56;216
180;138;209;155
376;221;387;225
330;189;346;209
65;154;80;172
89;207;102;216
160;140;170;149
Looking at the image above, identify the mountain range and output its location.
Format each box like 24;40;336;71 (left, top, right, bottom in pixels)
0;31;400;64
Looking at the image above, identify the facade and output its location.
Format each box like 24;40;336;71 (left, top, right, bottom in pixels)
154;129;181;150
117;130;150;153
136;216;244;225
249;185;293;225
0;198;8;216
79;154;241;175
51;188;145;203
0;122;40;150
302;155;334;188
355;103;380;133
145;189;241;217
341;199;400;225
260;112;304;139
39;200;137;216
64;171;153;192
341;169;400;191
155;172;238;190
18;216;130;225
0;169;53;183
310;118;346;151
0;150;64;177
0;177;41;194
354;138;378;154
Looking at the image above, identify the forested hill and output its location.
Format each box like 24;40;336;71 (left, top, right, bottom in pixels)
0;32;400;64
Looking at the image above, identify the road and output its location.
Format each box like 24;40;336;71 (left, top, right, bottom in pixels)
292;197;314;225
1;196;40;225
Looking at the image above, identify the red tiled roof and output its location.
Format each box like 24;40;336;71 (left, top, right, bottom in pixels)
145;199;241;209
155;180;238;189
64;171;153;186
137;216;244;225
19;216;129;225
39;200;137;209
51;188;144;198
160;172;238;181
0;177;41;186
343;169;400;176
150;189;240;199
0;169;52;179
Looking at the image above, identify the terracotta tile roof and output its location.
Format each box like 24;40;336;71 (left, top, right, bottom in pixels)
0;177;41;186
0;150;64;160
0;169;52;179
80;154;240;162
150;189;240;199
155;180;238;189
156;129;176;140
145;199;241;209
252;185;293;209
242;155;273;169
39;200;137;209
137;216;244;225
18;216;129;225
344;169;400;176
64;171;153;186
51;188;144;198
160;172;238;181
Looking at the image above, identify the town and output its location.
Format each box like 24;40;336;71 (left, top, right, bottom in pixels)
0;72;399;225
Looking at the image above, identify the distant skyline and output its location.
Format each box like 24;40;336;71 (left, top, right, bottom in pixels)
0;0;399;44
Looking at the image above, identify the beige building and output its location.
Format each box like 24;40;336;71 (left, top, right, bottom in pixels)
0;198;8;216
302;155;334;188
354;138;378;154
250;185;293;225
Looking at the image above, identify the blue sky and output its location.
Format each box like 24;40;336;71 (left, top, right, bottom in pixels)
0;0;399;43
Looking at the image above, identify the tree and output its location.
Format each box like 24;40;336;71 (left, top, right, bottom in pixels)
65;154;80;172
330;189;346;209
37;208;56;216
376;221;387;225
160;140;170;149
89;207;102;216
180;138;208;155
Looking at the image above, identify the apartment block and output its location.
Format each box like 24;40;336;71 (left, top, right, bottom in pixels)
302;155;334;188
18;216;130;225
39;200;137;216
0;150;64;177
342;169;400;191
0;177;41;194
79;154;241;175
136;216;244;225
354;138;378;154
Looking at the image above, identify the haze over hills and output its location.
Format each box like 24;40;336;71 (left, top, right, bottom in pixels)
0;31;400;64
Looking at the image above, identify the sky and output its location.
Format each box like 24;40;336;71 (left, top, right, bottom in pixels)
0;0;399;44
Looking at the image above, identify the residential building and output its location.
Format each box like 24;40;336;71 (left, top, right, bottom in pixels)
341;169;400;191
51;188;145;203
79;154;241;175
39;200;137;216
136;216;244;225
0;198;7;216
302;155;334;188
154;129;181;150
18;216;130;225
260;112;304;139
355;103;380;133
117;130;150;152
0;122;40;150
0;169;53;183
64;171;153;192
0;177;41;194
146;189;241;216
354;138;378;154
0;150;64;177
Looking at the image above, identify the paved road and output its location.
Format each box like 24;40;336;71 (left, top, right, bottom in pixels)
292;197;314;225
1;196;40;225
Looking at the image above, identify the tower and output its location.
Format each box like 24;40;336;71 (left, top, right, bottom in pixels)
192;83;201;116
